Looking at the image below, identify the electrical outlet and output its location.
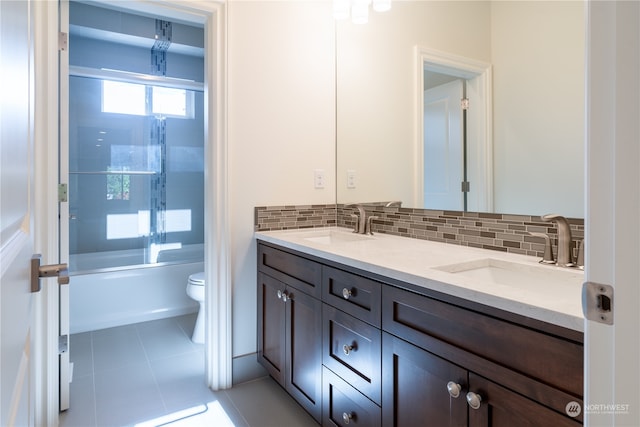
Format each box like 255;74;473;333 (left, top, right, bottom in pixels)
347;170;356;189
314;169;325;189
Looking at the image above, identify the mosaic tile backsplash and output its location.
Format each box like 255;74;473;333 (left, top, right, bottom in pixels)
255;204;584;260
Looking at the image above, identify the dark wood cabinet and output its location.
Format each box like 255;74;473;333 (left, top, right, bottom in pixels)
323;366;381;427
382;333;467;427
323;304;382;404
257;247;323;422
257;272;286;384
467;373;581;427
256;240;584;427
382;285;583;425
285;285;323;420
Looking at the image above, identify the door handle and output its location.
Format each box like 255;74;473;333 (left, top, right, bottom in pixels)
31;254;70;293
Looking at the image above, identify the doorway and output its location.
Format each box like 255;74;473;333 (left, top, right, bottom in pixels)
58;0;219;415
415;46;492;212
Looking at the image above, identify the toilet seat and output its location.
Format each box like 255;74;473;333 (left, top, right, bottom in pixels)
188;272;205;286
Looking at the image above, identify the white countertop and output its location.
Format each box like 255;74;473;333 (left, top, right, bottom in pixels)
255;227;585;332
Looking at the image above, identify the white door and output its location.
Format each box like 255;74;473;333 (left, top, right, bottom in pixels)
585;1;640;426
0;0;37;425
423;80;464;210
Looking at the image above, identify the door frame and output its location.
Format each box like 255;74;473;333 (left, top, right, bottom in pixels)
414;46;493;212
38;0;230;423
32;1;64;424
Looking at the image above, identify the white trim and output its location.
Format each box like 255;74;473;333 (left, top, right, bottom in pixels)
32;0;62;423
414;46;493;212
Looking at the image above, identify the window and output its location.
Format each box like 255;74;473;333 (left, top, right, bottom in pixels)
102;80;194;118
102;80;146;116
152;86;191;117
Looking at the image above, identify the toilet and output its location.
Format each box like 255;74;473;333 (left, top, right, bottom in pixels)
186;272;205;344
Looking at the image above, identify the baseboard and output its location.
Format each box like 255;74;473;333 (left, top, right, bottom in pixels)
232;352;268;385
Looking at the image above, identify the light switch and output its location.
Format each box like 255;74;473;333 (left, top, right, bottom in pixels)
347;170;356;189
314;169;325;189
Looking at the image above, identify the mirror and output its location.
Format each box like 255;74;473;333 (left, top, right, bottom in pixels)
336;1;584;217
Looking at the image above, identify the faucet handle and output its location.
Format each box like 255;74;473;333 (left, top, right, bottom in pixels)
350;214;360;234
528;232;555;264
366;216;379;235
576;239;584;270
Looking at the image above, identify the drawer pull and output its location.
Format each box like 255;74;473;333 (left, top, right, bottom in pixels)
466;392;482;410
343;343;356;356
342;287;353;299
342;412;353;424
446;381;462;398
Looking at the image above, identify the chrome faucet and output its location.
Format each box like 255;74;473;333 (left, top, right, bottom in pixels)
541;214;574;267
346;204;367;234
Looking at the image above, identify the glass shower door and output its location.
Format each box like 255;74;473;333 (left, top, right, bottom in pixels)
68;73;204;272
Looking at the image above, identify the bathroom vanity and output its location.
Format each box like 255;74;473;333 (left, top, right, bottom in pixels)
256;228;584;426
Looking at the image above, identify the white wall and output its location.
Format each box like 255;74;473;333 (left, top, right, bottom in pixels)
227;1;335;358
491;1;584;217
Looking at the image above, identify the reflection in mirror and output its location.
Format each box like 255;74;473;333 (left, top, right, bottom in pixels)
336;1;584;217
418;48;491;213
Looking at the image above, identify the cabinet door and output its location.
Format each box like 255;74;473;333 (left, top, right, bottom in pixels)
257;272;286;385
382;333;467;427
286;286;323;422
467;373;582;427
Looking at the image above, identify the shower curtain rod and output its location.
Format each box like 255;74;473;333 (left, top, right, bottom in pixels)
69;65;205;92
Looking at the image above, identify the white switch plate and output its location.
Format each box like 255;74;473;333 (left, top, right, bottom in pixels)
314;169;325;189
347;170;356;189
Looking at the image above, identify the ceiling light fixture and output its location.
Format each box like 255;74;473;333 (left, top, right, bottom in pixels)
333;0;391;24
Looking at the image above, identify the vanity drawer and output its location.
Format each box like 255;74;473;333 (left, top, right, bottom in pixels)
258;243;322;298
322;266;381;327
323;304;382;404
322;366;381;427
382;285;583;398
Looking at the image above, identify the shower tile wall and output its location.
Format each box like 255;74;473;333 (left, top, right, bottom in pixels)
254;204;584;260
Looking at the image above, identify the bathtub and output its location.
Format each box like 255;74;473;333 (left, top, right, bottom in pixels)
69;244;203;334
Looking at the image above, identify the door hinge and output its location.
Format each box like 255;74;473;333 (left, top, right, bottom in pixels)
461;181;470;192
58;183;68;202
58;32;68;51
59;335;68;354
461;98;469;110
582;282;613;325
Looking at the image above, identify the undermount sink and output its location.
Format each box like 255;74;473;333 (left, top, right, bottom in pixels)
301;230;374;245
435;258;583;288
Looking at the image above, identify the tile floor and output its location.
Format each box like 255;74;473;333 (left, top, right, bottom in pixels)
59;314;318;427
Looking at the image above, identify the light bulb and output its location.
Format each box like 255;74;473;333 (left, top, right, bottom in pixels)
333;0;350;20
372;0;391;13
351;0;370;24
